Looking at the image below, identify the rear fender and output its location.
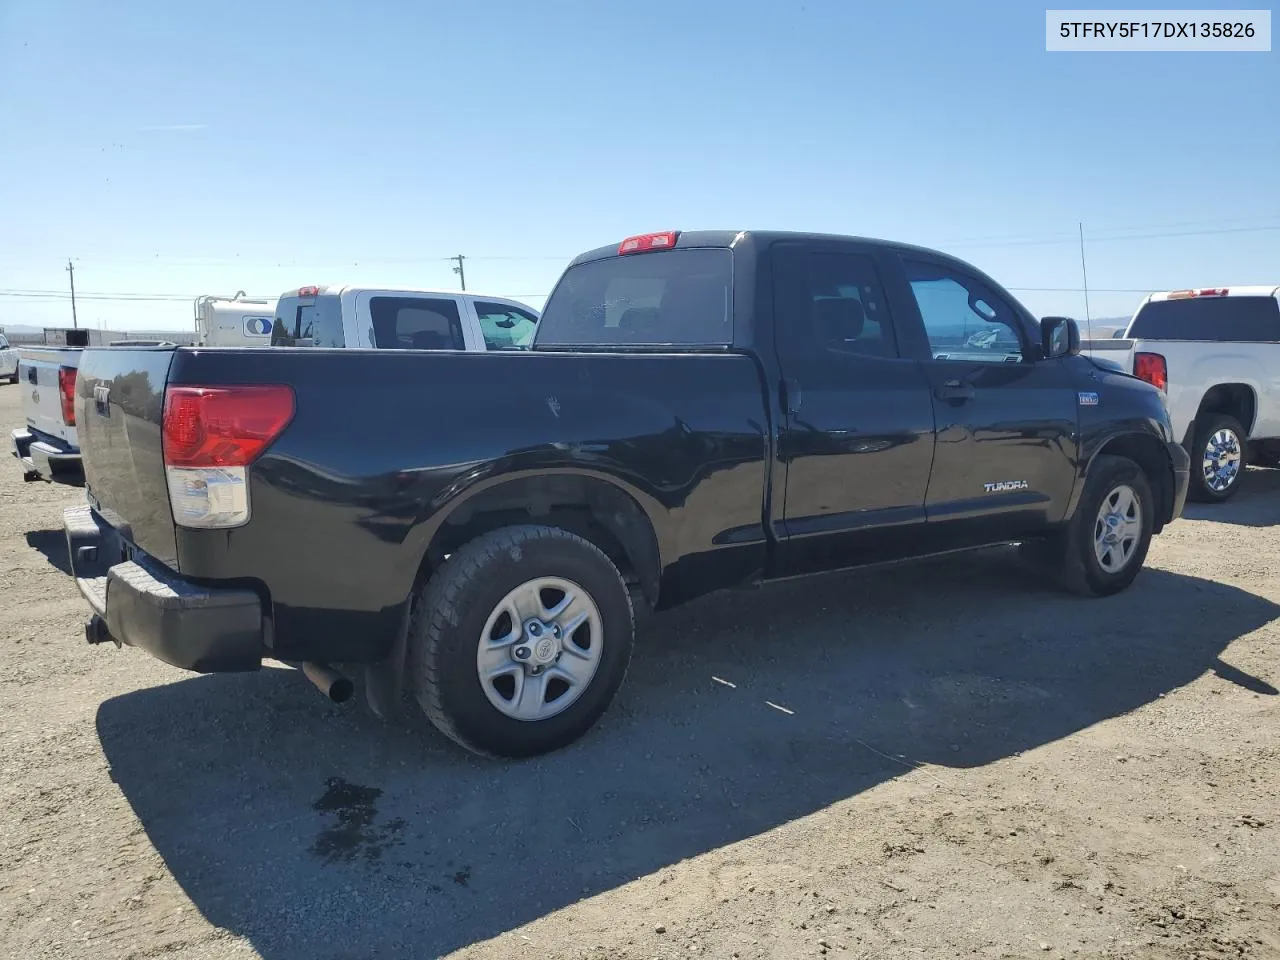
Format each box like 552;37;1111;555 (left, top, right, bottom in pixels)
402;467;667;607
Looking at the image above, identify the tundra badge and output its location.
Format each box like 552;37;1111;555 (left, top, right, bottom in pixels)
1078;391;1100;406
983;480;1028;493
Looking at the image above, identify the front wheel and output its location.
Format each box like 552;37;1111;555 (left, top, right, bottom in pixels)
1187;413;1246;503
408;525;635;758
1024;454;1155;597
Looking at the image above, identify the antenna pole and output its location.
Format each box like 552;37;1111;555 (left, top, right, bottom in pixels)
1078;222;1092;340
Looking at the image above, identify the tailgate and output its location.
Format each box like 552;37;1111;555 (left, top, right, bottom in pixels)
20;350;78;444
75;347;180;568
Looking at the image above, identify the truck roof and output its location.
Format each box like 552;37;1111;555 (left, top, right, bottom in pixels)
280;285;532;302
1144;285;1280;303
567;229;1009;271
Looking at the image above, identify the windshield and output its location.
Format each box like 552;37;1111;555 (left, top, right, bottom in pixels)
535;248;732;349
1127;296;1280;341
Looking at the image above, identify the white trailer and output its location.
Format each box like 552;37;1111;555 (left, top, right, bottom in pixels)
194;292;279;347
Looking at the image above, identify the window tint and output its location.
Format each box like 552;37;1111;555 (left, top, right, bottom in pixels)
1126;296;1280;342
903;259;1025;363
774;248;897;358
474;301;538;350
535;248;732;348
369;297;464;350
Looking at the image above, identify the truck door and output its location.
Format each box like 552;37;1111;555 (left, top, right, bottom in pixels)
890;253;1079;545
771;241;938;576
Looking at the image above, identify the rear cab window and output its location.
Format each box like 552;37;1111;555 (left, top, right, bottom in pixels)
370;297;465;350
1127;295;1280;341
535;248;732;348
273;293;342;347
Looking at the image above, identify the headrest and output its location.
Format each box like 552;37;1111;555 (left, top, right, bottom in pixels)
410;330;450;349
618;306;662;331
812;298;865;341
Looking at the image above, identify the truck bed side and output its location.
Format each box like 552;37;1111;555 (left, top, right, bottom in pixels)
76;346;772;663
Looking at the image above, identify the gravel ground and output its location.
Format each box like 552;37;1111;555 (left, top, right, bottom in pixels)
1;380;1277;960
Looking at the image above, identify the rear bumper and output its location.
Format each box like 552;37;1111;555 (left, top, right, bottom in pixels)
12;427;84;485
1167;440;1190;522
64;505;265;672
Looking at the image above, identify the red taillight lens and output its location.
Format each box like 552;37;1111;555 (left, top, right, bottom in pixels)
162;385;295;467
618;231;679;255
1198;287;1228;297
58;366;77;426
297;285;320;298
1134;352;1167;392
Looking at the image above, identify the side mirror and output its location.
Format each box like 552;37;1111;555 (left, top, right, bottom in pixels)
1041;316;1080;359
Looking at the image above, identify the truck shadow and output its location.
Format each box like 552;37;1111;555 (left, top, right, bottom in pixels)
1181;467;1280;528
95;553;1278;960
25;528;72;575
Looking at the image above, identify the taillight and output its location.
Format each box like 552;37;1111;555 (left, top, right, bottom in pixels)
162;385;294;528
1134;352;1167;392
297;285;320;297
618;231;679;255
58;366;77;426
1167;287;1228;300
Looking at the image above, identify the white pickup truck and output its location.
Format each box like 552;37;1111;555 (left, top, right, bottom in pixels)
0;333;19;383
1082;285;1280;502
270;286;539;350
10;343;85;485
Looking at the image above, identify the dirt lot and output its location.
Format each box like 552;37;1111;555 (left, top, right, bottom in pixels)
1;380;1277;960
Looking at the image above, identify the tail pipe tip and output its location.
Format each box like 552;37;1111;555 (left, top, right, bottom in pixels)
302;662;354;703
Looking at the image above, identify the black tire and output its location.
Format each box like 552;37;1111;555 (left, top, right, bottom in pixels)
1024;454;1155;597
1187;414;1246;503
408;524;635;758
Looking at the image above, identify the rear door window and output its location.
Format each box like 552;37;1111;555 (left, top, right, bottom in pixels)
1127;296;1280;341
473;301;539;350
535;248;732;348
369;297;465;350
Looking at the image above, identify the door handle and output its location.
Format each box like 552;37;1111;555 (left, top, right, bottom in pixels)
935;379;976;402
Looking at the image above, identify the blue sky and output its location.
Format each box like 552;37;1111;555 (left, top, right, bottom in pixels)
1;0;1276;333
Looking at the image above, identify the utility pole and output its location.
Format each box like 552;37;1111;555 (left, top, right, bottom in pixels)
1077;222;1091;341
66;258;79;329
450;254;467;291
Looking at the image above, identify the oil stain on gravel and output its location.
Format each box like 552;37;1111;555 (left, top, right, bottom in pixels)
310;776;405;864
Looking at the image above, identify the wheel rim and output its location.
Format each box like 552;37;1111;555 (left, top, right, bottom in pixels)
1202;428;1242;493
476;576;603;722
1093;483;1142;574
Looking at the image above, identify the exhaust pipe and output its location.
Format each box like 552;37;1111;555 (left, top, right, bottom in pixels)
85;615;113;645
302;662;353;703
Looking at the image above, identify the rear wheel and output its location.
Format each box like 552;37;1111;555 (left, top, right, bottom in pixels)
1187;413;1245;503
408;525;635;758
1022;454;1154;597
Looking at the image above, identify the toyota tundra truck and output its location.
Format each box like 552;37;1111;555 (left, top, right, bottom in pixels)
62;230;1189;758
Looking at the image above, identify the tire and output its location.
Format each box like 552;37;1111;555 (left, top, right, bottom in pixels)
407;524;635;758
1025;454;1155;597
1187;414;1246;503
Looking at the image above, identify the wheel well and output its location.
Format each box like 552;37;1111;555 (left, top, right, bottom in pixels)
1196;383;1256;437
1094;433;1173;534
423;475;662;608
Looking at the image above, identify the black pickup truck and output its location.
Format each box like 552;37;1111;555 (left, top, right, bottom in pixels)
64;230;1189;757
